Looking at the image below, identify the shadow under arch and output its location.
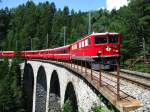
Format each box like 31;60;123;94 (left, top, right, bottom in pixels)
50;70;60;97
64;82;78;112
35;66;47;112
23;63;34;112
49;70;61;111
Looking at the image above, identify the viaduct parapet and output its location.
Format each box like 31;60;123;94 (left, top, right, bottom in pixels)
21;60;102;112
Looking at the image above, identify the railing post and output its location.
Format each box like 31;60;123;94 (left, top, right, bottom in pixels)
77;60;78;70
74;60;75;68
85;61;87;74
91;61;93;80
73;60;74;68
65;60;66;66
99;62;102;87
75;60;76;69
67;60;68;66
116;59;120;100
73;61;75;69
76;60;77;69
81;61;83;73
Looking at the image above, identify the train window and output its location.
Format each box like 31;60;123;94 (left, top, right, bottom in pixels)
82;41;84;47
109;35;118;44
85;39;88;46
95;36;107;44
74;44;77;49
72;44;77;50
64;49;66;53
79;42;81;48
88;38;91;45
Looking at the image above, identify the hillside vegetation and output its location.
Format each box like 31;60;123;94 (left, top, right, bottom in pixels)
0;0;149;59
0;0;150;111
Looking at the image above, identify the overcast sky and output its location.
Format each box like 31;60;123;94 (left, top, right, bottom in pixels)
0;0;128;11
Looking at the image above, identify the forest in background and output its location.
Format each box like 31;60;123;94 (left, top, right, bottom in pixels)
0;0;149;59
0;0;149;111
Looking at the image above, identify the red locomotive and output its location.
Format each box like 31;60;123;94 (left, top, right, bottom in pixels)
71;32;121;69
0;32;121;69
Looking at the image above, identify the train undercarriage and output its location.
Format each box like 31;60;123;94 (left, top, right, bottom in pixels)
72;56;120;71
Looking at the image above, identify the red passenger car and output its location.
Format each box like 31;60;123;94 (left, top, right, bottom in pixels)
53;45;71;61
1;51;16;58
46;49;54;59
0;51;2;57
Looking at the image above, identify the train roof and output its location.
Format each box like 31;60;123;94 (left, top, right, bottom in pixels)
53;45;70;50
1;51;15;52
22;45;71;53
72;32;120;45
90;32;119;36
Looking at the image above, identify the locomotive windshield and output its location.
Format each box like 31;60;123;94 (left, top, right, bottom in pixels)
109;35;118;44
95;35;118;44
95;36;107;44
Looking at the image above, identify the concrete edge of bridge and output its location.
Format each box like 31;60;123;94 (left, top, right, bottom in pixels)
31;59;141;112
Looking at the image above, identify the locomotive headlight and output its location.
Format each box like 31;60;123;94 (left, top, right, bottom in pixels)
98;51;102;55
115;50;119;52
106;46;111;51
113;50;119;53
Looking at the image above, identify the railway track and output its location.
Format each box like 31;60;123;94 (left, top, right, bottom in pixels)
32;59;150;90
82;65;150;112
31;59;149;111
99;70;150;112
103;70;150;90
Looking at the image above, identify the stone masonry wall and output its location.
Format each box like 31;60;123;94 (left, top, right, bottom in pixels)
21;61;102;112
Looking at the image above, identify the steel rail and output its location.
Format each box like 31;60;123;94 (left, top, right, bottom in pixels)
104;71;150;90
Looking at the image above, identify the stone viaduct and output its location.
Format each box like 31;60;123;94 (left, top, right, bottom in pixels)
21;60;101;112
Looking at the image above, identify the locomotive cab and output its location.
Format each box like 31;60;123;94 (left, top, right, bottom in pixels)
94;33;121;57
91;33;121;70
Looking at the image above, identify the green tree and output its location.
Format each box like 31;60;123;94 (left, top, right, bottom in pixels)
0;58;25;112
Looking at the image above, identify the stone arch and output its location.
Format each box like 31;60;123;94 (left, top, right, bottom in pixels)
49;70;61;111
35;66;47;112
64;82;78;112
23;63;34;112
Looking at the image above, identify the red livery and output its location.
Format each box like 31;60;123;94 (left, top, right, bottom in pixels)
0;32;121;69
71;33;121;61
0;51;16;58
